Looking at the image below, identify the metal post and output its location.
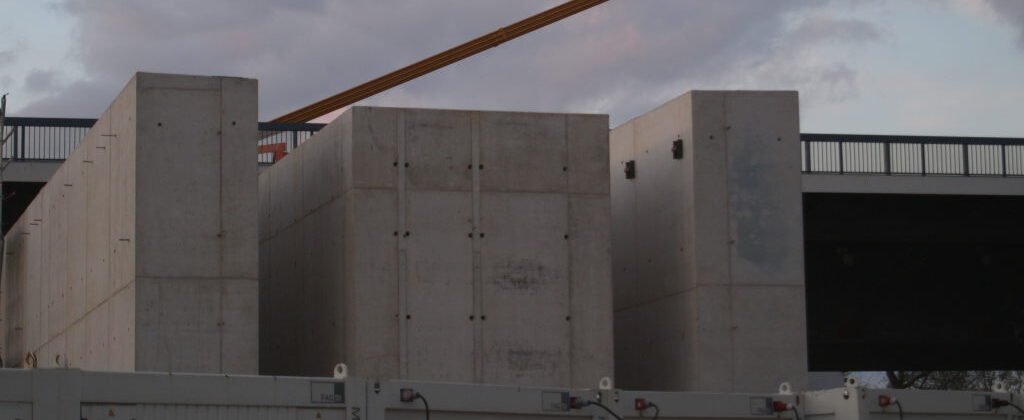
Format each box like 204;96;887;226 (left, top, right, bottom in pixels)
803;140;812;173
291;130;299;151
884;141;891;175
18;125;25;160
962;142;970;176
920;142;926;176
9;125;16;160
838;140;844;174
1002;144;1008;177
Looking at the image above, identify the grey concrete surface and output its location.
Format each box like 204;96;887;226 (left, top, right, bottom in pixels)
260;106;613;388
0;161;62;183
802;173;1024;195
0;72;258;373
611;91;807;393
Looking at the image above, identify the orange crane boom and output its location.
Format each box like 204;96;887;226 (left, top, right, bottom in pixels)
272;0;608;123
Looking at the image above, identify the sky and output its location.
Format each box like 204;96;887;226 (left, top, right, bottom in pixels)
1;0;1023;136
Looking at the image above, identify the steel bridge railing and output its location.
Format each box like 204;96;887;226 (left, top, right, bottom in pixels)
0;117;325;165
800;134;1024;177
4;118;1024;176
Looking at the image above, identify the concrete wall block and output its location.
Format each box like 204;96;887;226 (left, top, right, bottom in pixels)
300;121;343;216
135;84;223;278
688;92;733;287
403;108;472;191
297;206;334;376
480;191;570;386
730;285;808;391
218;77;259;280
85;136;112;313
267;146;302;237
220;278;258;374
404;190;473;382
66;156;88;323
612;290;694;391
135;277;223;373
567;114;610;195
36;333;65;369
260;217;303;375
343;188;399;379
260;107;612;388
691;285;737;392
632;133;687;302
258;169;270;242
349;107;399;189
479;112;567;193
107;282;135;371
611;90;807;393
46;171;70;342
568;195;614;387
722;92;803;287
609;121;638;311
2;72;259;374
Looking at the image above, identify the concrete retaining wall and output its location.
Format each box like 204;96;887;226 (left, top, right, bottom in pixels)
610;91;807;392
0;72;258;373
259;106;613;388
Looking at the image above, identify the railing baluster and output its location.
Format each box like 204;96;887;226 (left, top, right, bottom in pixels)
962;142;970;176
838;140;844;174
804;138;812;173
920;142;926;176
884;141;891;175
1002;144;1008;177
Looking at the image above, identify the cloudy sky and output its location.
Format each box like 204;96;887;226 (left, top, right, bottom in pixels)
1;0;1023;136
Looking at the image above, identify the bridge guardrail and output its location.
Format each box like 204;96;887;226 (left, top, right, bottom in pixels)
1;117;325;165
801;134;1024;177
3;118;1023;176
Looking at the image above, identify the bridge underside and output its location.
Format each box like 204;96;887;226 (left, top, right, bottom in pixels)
805;193;1024;371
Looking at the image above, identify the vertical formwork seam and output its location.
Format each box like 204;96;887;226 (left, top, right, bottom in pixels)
722;94;737;390
217;78;226;372
563;114;574;386
397;110;409;379
473;112;485;383
471;112;483;383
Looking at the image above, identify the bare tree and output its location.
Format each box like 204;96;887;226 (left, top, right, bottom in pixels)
886;371;1024;392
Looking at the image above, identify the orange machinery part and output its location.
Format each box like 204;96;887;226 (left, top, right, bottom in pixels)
272;0;608;123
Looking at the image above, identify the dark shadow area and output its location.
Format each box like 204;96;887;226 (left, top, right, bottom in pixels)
2;182;45;235
805;193;1024;371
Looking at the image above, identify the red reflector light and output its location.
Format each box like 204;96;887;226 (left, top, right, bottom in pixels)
773;401;790;412
400;388;416;402
879;395;893;407
635;398;648;410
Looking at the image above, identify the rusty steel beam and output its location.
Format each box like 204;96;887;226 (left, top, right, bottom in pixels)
272;0;607;123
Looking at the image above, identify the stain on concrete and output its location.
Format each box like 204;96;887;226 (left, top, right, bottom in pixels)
491;259;555;293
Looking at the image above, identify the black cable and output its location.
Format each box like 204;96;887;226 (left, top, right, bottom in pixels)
792;405;802;420
1006;402;1024;416
649;402;660;420
587;401;625;420
894;400;904;420
414;392;430;420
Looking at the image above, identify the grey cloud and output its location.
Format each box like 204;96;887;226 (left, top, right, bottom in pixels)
983;0;1024;49
25;0;881;126
0;50;15;67
24;70;60;93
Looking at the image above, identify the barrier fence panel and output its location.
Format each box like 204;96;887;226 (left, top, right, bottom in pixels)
801;134;1024;177
0;117;324;165
3;119;1023;177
